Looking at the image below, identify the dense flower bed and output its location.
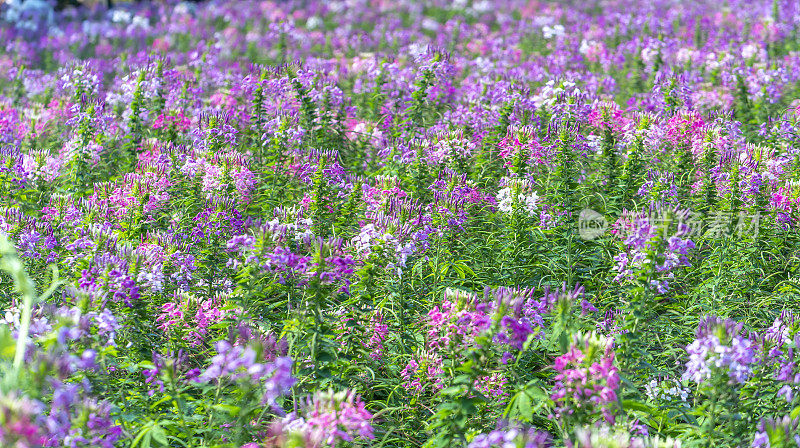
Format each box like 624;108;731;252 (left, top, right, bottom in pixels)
1;0;800;446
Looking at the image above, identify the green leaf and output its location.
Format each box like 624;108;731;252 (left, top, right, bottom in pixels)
150;425;167;446
440;386;463;396
622;399;655;414
517;391;532;418
212;404;241;417
130;425;151;448
150;395;173;410
0;327;16;360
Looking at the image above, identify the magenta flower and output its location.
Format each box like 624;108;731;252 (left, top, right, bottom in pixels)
281;389;374;447
551;332;620;425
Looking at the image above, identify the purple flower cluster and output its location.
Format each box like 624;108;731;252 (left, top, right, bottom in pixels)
44;381;123;448
683;316;755;385
0;392;46;447
3;0;800;445
468;424;551;448
753;415;800;448
156;291;231;346
760;311;800;401
0;385;123;448
426;286;551;355
198;340;295;406
612;207;695;293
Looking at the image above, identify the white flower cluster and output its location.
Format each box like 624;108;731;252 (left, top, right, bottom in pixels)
704;51;733;72
533;80;581;110
741;43;762;61
542;24;565;39
259;213;316;244
352;224;415;271
644;378;689;404
496;183;539;217
579;39;603;56
452;0;493;15
641;46;661;66
675;47;700;65
59;64;101;97
586;134;603;154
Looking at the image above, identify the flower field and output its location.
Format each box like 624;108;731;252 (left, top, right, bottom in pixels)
3;0;800;446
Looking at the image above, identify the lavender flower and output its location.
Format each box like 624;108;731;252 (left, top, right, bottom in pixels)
683;316;755;385
753;415;800;448
198;340;295;407
468;424;550;448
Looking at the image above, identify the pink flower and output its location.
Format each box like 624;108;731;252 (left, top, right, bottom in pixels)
550;333;619;425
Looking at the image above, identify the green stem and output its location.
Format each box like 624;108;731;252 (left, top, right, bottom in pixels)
0;233;37;382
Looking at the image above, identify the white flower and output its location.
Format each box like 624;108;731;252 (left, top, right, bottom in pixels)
422;17;439;31
579;39;593;55
742;43;759;60
306;16;323;29
522;192;539;215
641;47;659;65
586;134;603;153
111;9;132;24
496;186;539;217
471;0;492;13
675;48;695;65
129;15;150;31
498;197;513;213
542;24;565;39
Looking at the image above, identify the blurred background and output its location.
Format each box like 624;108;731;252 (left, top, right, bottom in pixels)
3;0;189;38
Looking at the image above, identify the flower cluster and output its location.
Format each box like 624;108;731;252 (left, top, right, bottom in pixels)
612;208;696;293
551;332;620;425
569;425;682;448
2;0;800;446
644;378;690;405
198;340;296;406
468;424;551;448
278;390;374;447
496;179;540;217
753;415;800;448
683;316;755;386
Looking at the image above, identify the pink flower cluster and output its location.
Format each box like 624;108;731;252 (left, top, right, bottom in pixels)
551;332;620;425
156;292;232;346
152;112;191;131
280;389;374;447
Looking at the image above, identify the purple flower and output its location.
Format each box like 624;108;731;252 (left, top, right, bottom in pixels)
753;415;800;448
612;208;695;292
198;341;258;383
199;341;295;406
0;392;46;447
683;316;755;385
261;357;296;406
17;229;42;258
468;424;550;448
